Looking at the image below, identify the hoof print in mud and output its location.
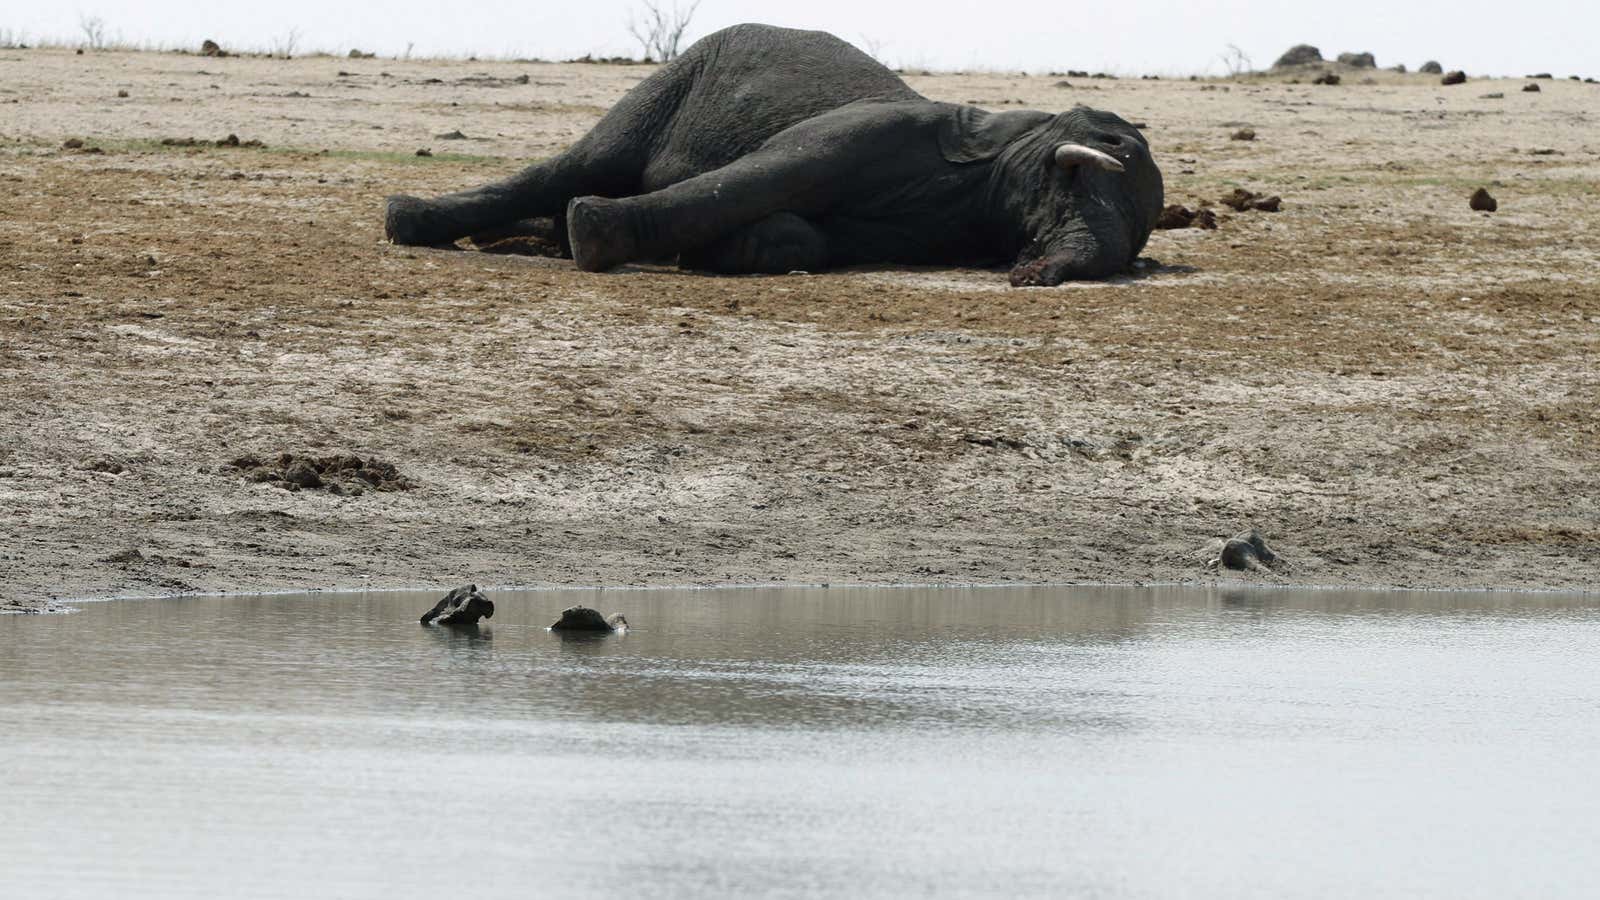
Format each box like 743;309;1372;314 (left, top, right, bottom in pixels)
1213;529;1280;572
549;605;629;633
226;452;412;495
421;584;495;626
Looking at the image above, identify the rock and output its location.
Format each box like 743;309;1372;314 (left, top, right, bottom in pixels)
1470;187;1498;212
1311;72;1341;86
416;148;433;157
348;49;375;59
1219;529;1278;571
420;584;495;626
62;138;84;149
1522;82;1541;92
435;130;468;140
116;89;128;98
550;606;629;633
1419;61;1443;74
1154;205;1218;230
1529;72;1553;79
1390;64;1408;73
200;39;225;57
1480;92;1504;99
1273;44;1323;68
1230;128;1256;141
1441;70;1467;85
1336;51;1376;68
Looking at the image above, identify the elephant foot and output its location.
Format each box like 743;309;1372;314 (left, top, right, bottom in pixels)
384;194;465;246
566;196;637;272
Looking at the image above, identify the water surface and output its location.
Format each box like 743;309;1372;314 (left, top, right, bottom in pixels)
4;586;1598;898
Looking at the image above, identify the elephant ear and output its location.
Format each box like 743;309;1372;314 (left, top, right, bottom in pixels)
938;105;1053;164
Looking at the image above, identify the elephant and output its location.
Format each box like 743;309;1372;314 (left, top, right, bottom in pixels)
384;24;1163;285
420;584;495;626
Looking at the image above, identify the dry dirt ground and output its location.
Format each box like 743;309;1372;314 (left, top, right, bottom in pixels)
2;50;1598;611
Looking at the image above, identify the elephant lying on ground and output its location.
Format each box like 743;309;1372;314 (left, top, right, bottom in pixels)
385;24;1163;285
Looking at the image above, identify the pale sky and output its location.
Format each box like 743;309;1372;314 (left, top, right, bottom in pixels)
7;1;1596;78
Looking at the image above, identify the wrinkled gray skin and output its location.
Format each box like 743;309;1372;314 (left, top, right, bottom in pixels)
385;24;1163;285
549;606;629;633
420;584;495;625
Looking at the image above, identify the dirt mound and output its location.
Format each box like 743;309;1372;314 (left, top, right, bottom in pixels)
1220;188;1281;212
1273;44;1323;68
226;453;413;495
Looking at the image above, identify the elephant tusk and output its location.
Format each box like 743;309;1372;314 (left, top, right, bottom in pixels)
1054;143;1125;174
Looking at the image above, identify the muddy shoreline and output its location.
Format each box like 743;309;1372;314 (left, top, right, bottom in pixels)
3;50;1599;611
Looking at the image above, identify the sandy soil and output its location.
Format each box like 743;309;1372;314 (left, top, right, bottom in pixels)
2;49;1598;611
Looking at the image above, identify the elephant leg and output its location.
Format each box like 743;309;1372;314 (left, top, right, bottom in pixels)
385;154;613;247
678;213;830;274
565;152;839;272
385;53;704;246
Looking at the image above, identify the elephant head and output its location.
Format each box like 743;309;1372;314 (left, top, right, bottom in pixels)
948;105;1163;285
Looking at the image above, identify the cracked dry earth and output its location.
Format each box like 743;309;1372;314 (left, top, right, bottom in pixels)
2;50;1598;610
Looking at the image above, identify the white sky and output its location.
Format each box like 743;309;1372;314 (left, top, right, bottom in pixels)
7;1;1596;78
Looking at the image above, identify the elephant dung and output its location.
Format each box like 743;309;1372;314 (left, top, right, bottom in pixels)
1219;188;1281;212
550;605;629;633
421;584;495;625
1154;205;1218;230
1470;188;1498;212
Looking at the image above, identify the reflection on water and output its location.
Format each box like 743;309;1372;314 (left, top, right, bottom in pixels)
3;585;1599;899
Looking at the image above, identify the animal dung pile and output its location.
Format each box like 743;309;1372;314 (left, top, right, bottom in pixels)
160;135;266;148
225;452;413;494
1155;204;1218;230
1220;188;1282;212
1470;187;1498;212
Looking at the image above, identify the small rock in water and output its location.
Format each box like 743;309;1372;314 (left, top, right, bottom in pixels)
1470;187;1498;212
1219;529;1279;571
420;584;495;625
550;605;629;633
